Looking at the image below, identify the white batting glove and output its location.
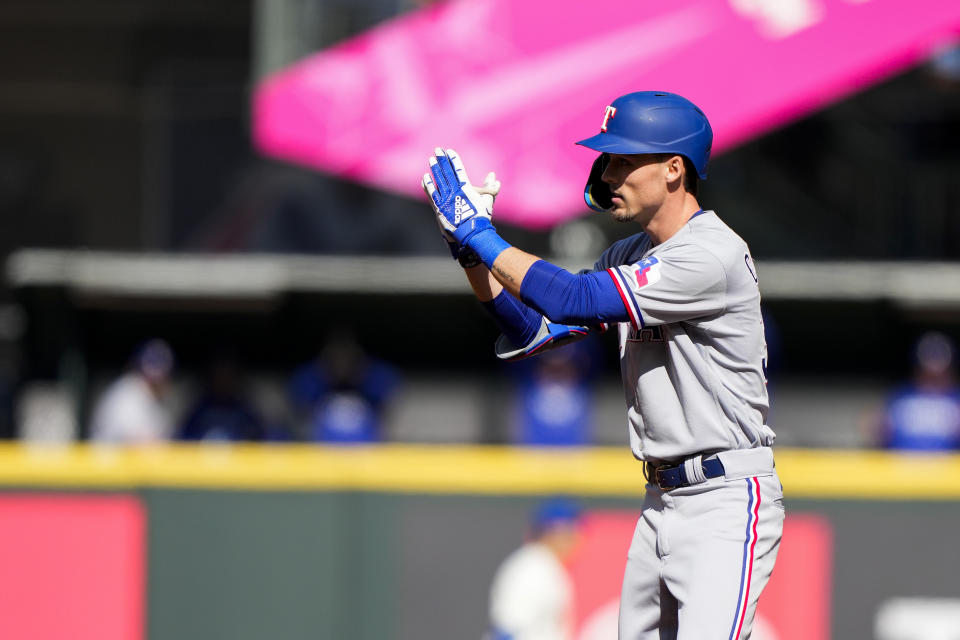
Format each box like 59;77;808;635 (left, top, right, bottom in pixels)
475;170;502;215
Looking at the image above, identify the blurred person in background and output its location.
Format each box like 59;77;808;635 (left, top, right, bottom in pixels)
89;339;175;444
178;352;269;443
289;329;400;443
487;498;582;640
870;331;960;450
512;337;599;446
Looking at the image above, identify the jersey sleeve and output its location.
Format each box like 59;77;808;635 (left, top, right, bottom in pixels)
605;244;727;328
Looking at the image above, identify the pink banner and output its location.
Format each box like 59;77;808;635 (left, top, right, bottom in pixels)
0;495;146;640
254;0;960;229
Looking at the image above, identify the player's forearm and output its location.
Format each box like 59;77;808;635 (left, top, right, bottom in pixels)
458;226;538;296
462;237;545;346
464;264;502;302
480;288;543;348
467;233;624;325
488;247;541;298
458;251;542;345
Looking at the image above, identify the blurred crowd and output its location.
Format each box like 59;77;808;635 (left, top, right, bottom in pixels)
76;330;604;447
80;331;401;446
9;328;960;452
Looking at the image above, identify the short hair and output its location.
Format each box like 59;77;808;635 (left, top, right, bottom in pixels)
682;157;699;198
655;154;699;197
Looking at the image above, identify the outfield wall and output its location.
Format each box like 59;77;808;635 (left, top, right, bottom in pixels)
0;445;957;640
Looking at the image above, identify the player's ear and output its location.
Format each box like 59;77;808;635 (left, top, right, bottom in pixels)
664;154;684;187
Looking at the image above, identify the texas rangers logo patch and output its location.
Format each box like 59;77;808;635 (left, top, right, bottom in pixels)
632;257;661;288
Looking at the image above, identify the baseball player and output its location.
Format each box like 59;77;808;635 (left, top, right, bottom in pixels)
487;498;581;640
422;91;784;639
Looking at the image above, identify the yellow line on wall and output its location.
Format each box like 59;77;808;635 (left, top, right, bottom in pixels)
0;444;957;499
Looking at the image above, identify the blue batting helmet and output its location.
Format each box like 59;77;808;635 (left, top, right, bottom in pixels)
576;91;713;179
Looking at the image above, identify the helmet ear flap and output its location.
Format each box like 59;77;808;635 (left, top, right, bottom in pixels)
584;153;613;213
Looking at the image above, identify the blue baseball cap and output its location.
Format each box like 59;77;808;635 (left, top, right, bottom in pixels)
532;497;581;534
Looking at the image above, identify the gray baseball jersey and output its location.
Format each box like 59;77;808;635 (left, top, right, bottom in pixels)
593;210;776;463
591;211;783;640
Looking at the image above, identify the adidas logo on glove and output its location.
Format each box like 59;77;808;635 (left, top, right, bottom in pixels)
454;195;474;223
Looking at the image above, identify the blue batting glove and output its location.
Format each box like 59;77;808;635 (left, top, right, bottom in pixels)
432;201;483;267
434;215;461;260
421;148;500;245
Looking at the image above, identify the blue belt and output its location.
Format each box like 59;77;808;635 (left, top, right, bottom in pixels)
648;457;726;490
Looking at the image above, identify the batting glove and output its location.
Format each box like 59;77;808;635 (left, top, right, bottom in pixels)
434;215;461;260
428;169;499;255
422;148;500;246
434;216;483;267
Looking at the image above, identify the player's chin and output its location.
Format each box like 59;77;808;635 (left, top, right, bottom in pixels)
609;205;635;223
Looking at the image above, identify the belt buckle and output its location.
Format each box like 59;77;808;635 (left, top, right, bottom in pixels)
654;464;677;490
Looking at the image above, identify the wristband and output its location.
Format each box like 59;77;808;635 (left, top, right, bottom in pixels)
466;227;512;267
457;247;482;269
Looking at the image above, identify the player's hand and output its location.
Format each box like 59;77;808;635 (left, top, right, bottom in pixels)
426;162;499;264
434;215;460;260
433;215;485;267
476;170;502;214
421;148;500;246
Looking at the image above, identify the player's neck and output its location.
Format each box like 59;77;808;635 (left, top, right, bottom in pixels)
642;194;702;246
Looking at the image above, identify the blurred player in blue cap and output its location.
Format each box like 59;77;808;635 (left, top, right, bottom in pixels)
487;498;582;640
89;338;175;444
877;331;960;450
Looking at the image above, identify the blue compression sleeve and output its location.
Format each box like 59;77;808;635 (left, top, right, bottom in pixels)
518;260;629;325
481;290;542;347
